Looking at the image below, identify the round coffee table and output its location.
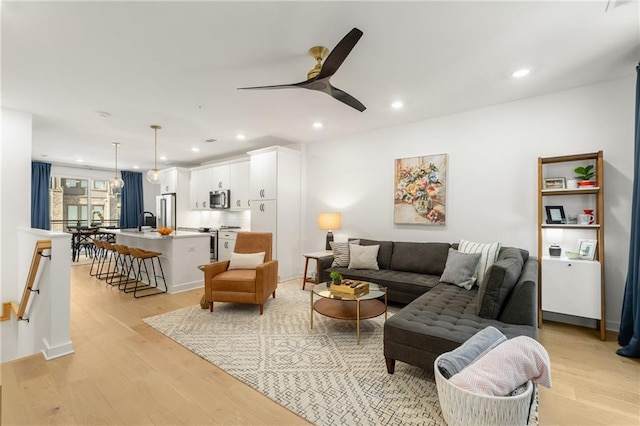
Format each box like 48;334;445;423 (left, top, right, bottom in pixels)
310;281;387;344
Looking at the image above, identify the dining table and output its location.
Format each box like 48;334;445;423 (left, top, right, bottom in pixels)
67;226;116;261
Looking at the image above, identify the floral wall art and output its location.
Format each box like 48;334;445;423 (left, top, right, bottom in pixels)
394;154;447;225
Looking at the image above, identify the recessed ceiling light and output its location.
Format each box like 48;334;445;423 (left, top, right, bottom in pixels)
236;133;246;140
312;121;323;129
512;69;530;78
132;165;139;169
391;101;404;110
159;156;167;161
191;147;200;152
75;158;84;163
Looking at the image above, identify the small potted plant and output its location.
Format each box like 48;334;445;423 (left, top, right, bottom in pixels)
330;271;343;285
574;165;596;188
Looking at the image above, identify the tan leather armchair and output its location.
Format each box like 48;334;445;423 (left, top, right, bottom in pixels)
202;232;277;315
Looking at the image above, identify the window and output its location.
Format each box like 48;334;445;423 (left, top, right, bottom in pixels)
50;176;121;231
93;180;107;191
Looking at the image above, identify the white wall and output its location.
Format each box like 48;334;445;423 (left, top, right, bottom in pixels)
1;109;75;362
306;76;635;331
1;108;33;310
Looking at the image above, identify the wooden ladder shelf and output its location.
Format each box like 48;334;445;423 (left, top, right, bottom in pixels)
1;239;52;322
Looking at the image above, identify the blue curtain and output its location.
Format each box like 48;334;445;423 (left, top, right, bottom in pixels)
31;161;51;230
120;171;144;229
618;63;640;358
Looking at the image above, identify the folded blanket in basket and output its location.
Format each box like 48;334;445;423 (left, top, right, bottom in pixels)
437;326;507;379
449;335;551;396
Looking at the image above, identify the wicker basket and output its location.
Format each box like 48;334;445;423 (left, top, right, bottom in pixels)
434;354;534;426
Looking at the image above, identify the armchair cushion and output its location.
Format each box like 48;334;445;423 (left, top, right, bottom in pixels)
212;269;258;293
228;252;265;270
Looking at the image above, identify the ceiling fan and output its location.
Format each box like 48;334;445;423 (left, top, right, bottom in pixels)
238;28;366;112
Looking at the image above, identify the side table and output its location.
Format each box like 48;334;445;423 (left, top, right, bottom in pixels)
302;250;333;290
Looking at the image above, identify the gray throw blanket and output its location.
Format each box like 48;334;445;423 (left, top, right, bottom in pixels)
437;326;507;379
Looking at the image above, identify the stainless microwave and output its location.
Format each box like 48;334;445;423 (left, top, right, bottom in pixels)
210;190;230;209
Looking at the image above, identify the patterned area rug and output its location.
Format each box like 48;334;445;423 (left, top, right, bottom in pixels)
144;280;537;425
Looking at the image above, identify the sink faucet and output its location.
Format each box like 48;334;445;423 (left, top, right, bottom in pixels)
138;211;156;231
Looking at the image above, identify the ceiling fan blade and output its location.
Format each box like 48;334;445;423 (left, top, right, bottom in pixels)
317;28;363;80
237;80;309;90
328;84;366;112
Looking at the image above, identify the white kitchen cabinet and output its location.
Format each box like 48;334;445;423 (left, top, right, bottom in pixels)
218;231;237;262
251;199;276;235
248;146;300;280
541;257;601;319
249;149;277;200
211;165;230;190
230;161;250;210
157;167;193;227
189;167;213;210
159;168;177;194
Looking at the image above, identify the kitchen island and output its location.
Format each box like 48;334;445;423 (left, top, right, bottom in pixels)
102;229;209;293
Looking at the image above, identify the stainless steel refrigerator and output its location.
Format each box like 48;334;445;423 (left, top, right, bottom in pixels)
156;193;177;229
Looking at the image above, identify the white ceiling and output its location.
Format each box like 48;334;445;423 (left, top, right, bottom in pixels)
2;1;639;172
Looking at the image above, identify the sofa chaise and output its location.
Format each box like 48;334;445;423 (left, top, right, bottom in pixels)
317;238;538;373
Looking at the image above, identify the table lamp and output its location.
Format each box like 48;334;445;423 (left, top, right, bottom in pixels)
318;212;342;250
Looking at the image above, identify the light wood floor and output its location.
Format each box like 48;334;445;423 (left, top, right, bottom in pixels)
2;263;639;425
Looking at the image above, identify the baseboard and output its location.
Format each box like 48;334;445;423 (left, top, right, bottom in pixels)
41;338;74;360
168;280;203;294
542;311;619;332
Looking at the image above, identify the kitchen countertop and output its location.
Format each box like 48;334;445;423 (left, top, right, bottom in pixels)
100;229;210;240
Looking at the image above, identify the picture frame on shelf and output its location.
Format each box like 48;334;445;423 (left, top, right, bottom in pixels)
543;177;566;189
577;239;597;260
545;205;566;224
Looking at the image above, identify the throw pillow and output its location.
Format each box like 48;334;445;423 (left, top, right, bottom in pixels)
228;252;265;270
330;240;360;267
458;239;501;287
476;253;524;319
348;244;380;270
439;248;481;290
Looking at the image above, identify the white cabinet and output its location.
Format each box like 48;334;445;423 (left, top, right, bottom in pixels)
248;146;301;280
189;167;213;210
211;165;230;190
230;161;250;210
157;167;193;228
251;199;277;236
218;231;237;262
159;169;177;194
249;149;277;200
541;257;601;319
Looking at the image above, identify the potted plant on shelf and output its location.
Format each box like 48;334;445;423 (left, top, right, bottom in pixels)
330;271;343;285
574;165;596;188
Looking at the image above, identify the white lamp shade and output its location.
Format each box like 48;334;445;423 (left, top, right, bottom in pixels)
318;212;342;230
146;168;161;184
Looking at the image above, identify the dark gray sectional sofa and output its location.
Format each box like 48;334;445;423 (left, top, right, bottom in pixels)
317;238;538;373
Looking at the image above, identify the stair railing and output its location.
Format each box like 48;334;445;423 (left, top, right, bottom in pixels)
1;239;52;322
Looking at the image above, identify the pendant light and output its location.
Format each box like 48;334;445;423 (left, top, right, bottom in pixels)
109;142;124;194
147;124;161;184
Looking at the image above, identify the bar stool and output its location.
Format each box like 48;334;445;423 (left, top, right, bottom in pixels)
96;241;118;282
127;247;168;298
112;244;137;290
89;239;104;277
